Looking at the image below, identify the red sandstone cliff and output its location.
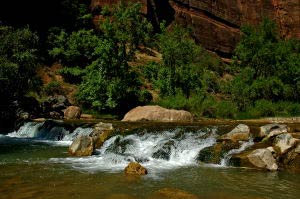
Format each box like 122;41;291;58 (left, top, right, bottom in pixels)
91;0;300;55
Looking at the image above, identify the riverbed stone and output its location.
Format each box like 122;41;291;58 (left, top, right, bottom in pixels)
258;124;288;140
218;124;250;142
124;162;147;175
247;149;278;171
64;106;81;119
150;188;199;199
281;147;300;170
68;135;94;156
90;122;114;149
273;134;296;155
122;105;193;122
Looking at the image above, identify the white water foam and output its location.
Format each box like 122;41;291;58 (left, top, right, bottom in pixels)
50;128;218;173
220;139;254;166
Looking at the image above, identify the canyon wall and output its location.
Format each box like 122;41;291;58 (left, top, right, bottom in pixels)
91;0;300;55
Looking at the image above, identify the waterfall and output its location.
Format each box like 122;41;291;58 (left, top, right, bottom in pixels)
50;128;219;172
7;122;92;142
220;139;254;166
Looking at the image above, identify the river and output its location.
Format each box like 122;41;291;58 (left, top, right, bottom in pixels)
0;121;299;199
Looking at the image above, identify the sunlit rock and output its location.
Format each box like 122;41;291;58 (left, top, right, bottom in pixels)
273;134;296;155
247;149;278;171
122;105;193;122
64;106;81;119
124;162;147;175
218;124;250;142
68;135;94;156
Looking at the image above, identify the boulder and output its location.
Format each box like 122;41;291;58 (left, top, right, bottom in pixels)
41;95;71;119
295;143;300;153
122;105;193;122
124;162;147;175
273;134;296;155
68;135;94;156
64;106;81;119
218;124;250;142
90;122;114;149
247;149;278;171
258;124;288;140
150;188;199;199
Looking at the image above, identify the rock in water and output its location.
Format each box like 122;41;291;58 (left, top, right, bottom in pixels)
150;188;199;199
122;105;193;122
218;124;250;142
247;149;278;171
64;106;81;119
124;162;147;175
68;135;94;156
273;134;296;155
90;122;114;149
258;124;288;140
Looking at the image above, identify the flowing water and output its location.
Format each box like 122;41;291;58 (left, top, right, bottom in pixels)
0;122;299;199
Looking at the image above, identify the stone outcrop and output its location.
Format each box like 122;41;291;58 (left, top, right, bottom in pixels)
124;162;148;175
91;0;300;55
68;135;94;156
122;105;193;122
247;148;278;171
64;106;81;119
218;124;250;142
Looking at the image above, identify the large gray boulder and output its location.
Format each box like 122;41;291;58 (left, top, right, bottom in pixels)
218;124;250;142
122;105;193;122
68;135;94;156
247;149;278;171
273;134;296;155
258;124;288;140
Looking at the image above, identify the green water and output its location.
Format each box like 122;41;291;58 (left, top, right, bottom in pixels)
0;137;300;199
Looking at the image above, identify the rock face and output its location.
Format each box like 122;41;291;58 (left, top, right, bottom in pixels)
122;105;193;122
124;162;148;175
247;149;278;171
64;106;81;119
91;0;300;55
218;124;250;142
68;135;94;156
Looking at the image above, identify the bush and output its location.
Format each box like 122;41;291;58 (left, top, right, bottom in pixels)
58;66;85;84
43;81;63;95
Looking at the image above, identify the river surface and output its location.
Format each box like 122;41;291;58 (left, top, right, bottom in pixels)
0;122;300;199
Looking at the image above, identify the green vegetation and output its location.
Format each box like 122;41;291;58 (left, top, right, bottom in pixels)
0;26;39;104
1;0;299;120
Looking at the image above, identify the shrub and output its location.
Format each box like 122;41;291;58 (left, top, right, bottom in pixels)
43;81;63;95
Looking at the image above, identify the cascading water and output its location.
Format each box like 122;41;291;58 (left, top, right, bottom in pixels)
50;128;219;173
6;122;92;145
220;139;254;166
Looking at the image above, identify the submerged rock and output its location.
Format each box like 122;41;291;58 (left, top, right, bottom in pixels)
273;134;296;155
64;106;81;119
218;124;250;142
152;140;174;160
68;135;94;156
124;162;148;175
247;149;278;171
150;188;199;199
122;105;193;122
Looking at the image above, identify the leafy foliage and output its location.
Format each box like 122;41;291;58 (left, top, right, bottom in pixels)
0;26;39;102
